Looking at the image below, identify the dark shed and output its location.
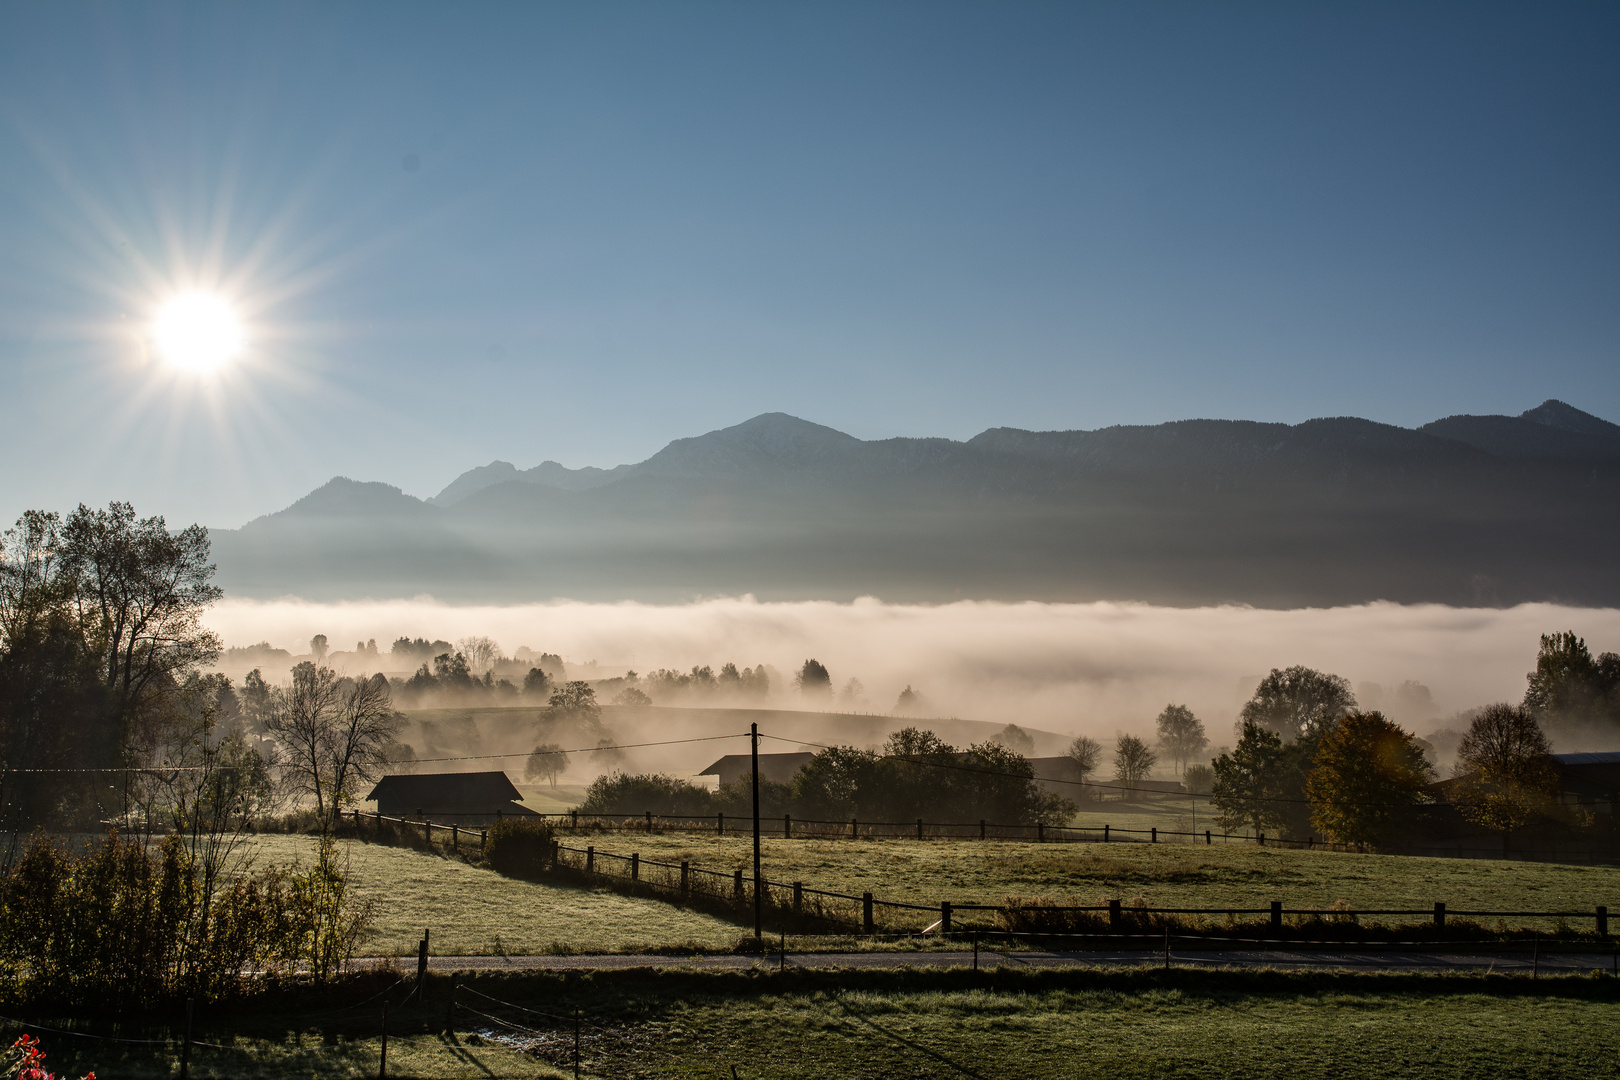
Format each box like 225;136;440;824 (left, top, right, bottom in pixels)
364;770;536;824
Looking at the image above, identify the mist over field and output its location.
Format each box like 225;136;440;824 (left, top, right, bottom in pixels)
204;596;1620;742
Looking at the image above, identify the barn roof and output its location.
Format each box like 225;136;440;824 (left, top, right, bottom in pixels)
365;771;523;803
1554;752;1620;765
697;752;815;776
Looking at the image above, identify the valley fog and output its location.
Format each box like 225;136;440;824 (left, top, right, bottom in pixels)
205;596;1620;743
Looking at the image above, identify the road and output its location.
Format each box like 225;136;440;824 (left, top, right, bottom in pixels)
417;947;1619;975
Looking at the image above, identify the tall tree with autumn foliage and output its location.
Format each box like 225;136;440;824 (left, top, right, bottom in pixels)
1305;711;1433;850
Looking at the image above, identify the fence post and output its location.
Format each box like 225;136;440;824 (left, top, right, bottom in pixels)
941;901;952;935
646;810;653;833
451;825;459;851
586;846;594;872
631;853;640;881
918;818;924;840
1434;902;1446;930
1259;833;1266;847
1037;823;1044;843
1206;830;1211;845
379;1003;388;1080
1598;905;1608;937
785;813;792;838
793;881;803;914
353;809;360;831
572;810;578;830
1270;901;1282;934
734;868;744;901
1151;827;1157;844
681;861;689;894
480;829;487;850
718;812;724;836
980;819;986;840
1103;824;1110;843
851;818;858;839
863;892;874;934
1108;899;1121;930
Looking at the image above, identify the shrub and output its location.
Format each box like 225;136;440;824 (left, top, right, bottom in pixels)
577;772;715;816
484;819;557;878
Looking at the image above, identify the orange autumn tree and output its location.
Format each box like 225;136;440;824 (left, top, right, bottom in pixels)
1305;711;1433;850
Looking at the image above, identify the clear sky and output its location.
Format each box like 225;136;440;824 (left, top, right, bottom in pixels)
1;2;1616;528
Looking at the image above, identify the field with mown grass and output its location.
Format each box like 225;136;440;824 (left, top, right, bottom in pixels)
9;967;1618;1079
551;831;1620;921
240;835;742;956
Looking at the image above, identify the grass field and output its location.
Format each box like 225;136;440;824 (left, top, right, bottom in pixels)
241;835;743;956
9;968;1618;1079
552;831;1620;918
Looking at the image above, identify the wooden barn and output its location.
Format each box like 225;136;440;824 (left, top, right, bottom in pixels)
697;752;815;788
365;770;537;824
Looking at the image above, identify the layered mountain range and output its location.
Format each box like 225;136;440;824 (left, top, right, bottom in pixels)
210;400;1620;607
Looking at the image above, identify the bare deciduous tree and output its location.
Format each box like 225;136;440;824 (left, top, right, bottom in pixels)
1113;734;1158;797
265;663;404;830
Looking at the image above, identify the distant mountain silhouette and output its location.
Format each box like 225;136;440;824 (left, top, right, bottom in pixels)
212;401;1620;607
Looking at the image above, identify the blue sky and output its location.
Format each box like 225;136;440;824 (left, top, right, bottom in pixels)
1;2;1616;528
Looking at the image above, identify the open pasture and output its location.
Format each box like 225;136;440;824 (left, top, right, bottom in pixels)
240;835;743;956
555;831;1620;917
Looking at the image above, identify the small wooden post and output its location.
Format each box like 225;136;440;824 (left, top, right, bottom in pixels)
917;818;924;840
631;853;639;881
1151;827;1157;843
941;901;952;935
863;892;874;934
1270;901;1282;934
571;810;579;830
681;861;690;894
416;930;429;999
980;819;986;840
586;846;595;872
479;829;487;850
1259;832;1266;846
851;817;858;839
1037;823;1044;843
1434;902;1446;930
1103;824;1110;843
734;868;744;901
718;811;725;836
179;997;194;1080
793;881;803;914
785;813;792;838
1597;905;1608;937
1205;830;1211;845
1108;899;1121;930
379;1003;388;1080
646;810;653;832
451;825;459;851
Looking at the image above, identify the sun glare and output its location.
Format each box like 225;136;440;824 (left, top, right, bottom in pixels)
152;292;245;372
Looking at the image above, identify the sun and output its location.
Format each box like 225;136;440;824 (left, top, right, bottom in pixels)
152;292;245;372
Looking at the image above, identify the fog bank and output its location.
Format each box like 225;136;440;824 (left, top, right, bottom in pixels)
203;597;1620;741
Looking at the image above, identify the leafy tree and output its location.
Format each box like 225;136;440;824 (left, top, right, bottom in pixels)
1113;734;1157;796
958;740;1074;824
892;684;922;714
309;635;329;664
577;772;714;816
522;666;550;698
611;686;652;706
1183;763;1214;795
1453;703;1561;835
789;745;883;819
1240;666;1355;744
1523;631;1620;730
795;658;832;698
589;739;627;769
525;742;568;788
1211;721;1291;834
1154;704;1208;774
991;723;1035;755
1305;712;1433;849
432;651;473;692
542;681;602;732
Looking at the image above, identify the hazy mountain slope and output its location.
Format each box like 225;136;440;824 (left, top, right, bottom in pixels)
210;403;1620;607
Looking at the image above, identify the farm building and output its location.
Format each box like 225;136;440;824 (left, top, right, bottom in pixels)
698;752;815;788
1553;752;1620;814
365;770;538;824
1027;756;1185;800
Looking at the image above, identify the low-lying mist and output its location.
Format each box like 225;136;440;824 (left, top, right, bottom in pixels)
205;596;1620;745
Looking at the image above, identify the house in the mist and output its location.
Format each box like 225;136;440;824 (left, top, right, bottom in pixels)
365;770;538;824
698;752;815;788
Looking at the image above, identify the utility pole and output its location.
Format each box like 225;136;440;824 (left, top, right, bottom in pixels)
752;722;763;941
